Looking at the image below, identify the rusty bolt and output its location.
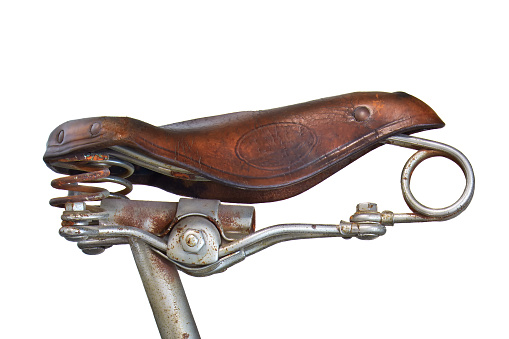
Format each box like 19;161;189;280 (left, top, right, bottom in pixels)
181;229;205;253
356;202;378;212
186;233;199;247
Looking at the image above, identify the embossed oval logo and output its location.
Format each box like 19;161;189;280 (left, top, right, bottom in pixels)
236;123;317;170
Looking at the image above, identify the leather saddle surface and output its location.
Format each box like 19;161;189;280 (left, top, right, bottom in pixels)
44;92;444;203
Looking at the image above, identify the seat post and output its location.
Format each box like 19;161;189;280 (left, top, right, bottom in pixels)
130;239;201;339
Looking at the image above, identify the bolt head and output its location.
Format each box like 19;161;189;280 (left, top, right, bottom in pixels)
356;202;378;212
185;233;199;247
181;229;205;253
65;202;86;211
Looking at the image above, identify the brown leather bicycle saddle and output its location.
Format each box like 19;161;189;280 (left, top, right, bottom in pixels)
44;92;444;203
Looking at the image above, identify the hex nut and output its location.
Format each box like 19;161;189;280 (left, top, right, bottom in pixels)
356;202;378;212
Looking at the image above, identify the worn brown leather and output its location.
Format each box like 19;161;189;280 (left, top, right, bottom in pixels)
44;92;444;203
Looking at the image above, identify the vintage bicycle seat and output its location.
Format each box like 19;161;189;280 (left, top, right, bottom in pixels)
44;91;473;339
44;91;444;203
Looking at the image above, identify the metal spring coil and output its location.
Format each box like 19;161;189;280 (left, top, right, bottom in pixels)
49;156;135;208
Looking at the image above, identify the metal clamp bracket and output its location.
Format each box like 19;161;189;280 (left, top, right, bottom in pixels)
166;199;222;265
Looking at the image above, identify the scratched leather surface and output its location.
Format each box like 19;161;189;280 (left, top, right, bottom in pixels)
44;92;444;202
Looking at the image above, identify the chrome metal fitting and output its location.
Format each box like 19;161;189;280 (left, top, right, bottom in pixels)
63;201;108;254
181;229;205;253
339;220;386;240
356;202;378;212
65;201;86;211
166;199;222;265
167;216;221;265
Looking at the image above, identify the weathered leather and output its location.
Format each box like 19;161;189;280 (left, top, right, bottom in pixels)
44;92;444;202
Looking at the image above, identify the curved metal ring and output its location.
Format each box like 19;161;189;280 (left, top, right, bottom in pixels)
386;135;475;220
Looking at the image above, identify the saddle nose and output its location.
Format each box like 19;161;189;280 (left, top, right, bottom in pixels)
45;117;112;158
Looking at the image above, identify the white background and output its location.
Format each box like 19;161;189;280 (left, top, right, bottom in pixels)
1;1;508;338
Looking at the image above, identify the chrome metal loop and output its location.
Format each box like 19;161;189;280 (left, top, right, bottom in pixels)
91;159;134;198
385;135;475;220
92;158;135;178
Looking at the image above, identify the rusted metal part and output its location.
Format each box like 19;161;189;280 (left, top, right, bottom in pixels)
49;157;135;208
101;199;177;235
218;203;256;239
130;239;200;339
46;153;111;173
99;199;255;239
167;216;221;265
60;225;168;253
50;169;111;207
55;153;110;163
43;92;445;203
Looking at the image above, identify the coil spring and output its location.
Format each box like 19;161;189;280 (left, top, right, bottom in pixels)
49;154;135;208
